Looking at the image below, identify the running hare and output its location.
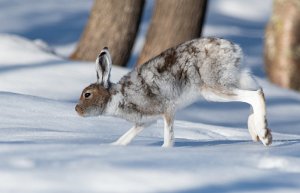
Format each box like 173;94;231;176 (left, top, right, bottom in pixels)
75;38;272;147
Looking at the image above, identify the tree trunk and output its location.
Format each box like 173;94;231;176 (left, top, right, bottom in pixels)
71;0;145;66
136;0;207;66
265;0;300;90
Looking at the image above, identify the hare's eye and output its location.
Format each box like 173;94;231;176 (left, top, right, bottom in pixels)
84;93;91;98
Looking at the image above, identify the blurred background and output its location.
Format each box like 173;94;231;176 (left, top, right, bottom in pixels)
2;0;298;91
0;0;277;81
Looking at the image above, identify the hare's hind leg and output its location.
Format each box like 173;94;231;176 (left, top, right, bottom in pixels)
234;89;272;146
201;88;272;146
111;123;148;146
247;108;259;142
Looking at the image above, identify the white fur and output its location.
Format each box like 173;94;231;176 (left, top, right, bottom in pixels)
199;88;271;146
239;69;259;90
248;111;259;141
230;89;271;145
96;48;112;88
111;124;145;146
162;125;174;147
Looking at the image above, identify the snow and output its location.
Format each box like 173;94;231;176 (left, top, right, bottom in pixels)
212;0;272;22
1;0;300;192
0;0;93;57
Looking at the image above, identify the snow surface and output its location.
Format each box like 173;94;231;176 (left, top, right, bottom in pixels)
1;0;300;192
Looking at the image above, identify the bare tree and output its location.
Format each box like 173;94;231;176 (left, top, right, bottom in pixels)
265;0;300;90
71;0;145;66
137;0;207;65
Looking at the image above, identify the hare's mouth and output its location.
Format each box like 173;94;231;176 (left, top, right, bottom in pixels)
75;105;100;117
75;105;85;117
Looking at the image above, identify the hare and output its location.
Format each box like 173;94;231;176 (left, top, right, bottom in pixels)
75;37;272;147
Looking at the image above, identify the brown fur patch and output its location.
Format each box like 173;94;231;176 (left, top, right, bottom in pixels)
119;74;133;96
185;45;199;55
118;102;140;115
204;48;209;56
176;67;188;84
157;48;178;73
144;83;156;98
208;37;217;43
207;37;221;46
163;113;173;125
77;83;111;114
178;42;199;55
118;100;159;116
191;46;198;53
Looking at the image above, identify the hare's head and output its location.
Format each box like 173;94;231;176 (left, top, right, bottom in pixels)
75;47;112;117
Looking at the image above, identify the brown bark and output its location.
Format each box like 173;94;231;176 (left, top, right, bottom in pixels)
265;0;300;90
137;0;207;66
71;0;145;66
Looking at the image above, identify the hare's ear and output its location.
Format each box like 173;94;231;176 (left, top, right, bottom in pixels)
96;47;112;88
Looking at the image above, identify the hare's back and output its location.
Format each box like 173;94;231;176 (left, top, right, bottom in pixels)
137;38;243;92
193;38;243;90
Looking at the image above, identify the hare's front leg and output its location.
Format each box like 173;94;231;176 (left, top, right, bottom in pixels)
111;123;146;146
162;112;175;148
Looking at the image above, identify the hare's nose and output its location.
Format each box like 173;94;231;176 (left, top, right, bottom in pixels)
75;105;82;113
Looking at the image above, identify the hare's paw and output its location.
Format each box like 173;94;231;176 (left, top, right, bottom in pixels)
248;113;272;146
260;128;272;146
254;119;272;146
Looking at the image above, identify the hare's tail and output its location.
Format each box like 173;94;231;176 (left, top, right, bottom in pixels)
239;69;259;91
